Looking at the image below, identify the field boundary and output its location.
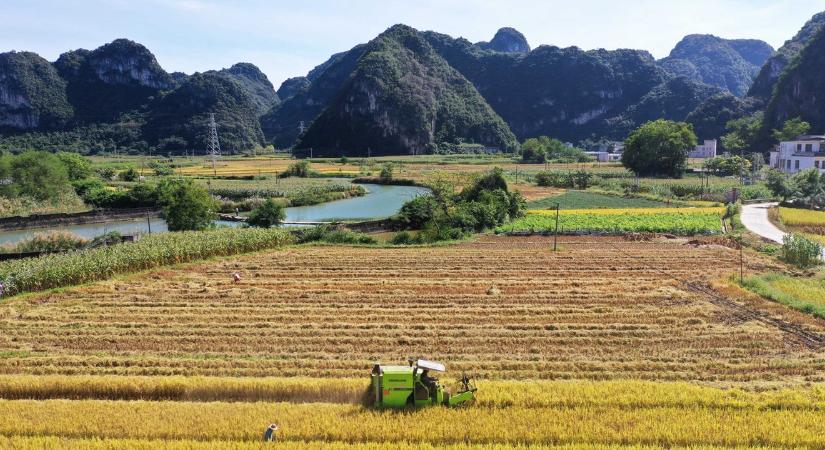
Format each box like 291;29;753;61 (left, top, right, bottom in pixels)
600;238;825;350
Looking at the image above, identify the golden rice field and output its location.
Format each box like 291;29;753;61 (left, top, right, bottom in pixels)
1;236;824;448
169;155;620;189
177;157;362;177
776;206;825;245
778;207;825;227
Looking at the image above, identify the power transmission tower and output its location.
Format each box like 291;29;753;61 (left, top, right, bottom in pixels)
207;113;221;176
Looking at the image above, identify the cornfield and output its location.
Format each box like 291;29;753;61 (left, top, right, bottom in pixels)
0;227;292;296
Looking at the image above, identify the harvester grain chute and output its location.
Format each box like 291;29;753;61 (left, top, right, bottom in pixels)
368;359;477;408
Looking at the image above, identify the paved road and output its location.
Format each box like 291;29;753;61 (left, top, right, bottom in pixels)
740;202;785;244
741;202;825;259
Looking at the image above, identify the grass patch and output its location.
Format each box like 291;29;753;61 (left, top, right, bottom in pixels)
740;273;825;319
527;191;680;210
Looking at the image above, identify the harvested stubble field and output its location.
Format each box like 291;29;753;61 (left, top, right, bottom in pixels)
1;236;824;448
0;235;821;380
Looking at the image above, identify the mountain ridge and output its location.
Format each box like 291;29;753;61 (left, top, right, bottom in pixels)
1;18;820;155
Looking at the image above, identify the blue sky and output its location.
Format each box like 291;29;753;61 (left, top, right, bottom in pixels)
2;0;823;88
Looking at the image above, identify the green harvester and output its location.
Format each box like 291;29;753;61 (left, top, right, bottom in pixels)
368;359;477;408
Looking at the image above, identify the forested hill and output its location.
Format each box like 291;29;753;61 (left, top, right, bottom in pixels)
657;34;773;97
748;12;825;100
54;39;173;123
294;25;518;156
0;51;73;130
0;39;273;154
764;22;825;134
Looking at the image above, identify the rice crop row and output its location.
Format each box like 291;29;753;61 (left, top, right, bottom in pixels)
1;375;823;409
0;396;822;447
2;437;794;450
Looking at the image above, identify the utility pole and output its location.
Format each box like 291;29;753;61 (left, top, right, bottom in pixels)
739;239;744;285
207;113;221;176
553;202;560;252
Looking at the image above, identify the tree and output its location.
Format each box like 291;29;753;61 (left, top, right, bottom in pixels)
720;132;746;156
765;169;794;201
397;195;439;229
521;136;590;163
703;156;751;177
7;151;71;200
281;160;311;178
56;152;93;181
792;169;825;208
621;120;696;178
747;153;765;174
520;138;547;163
247;198;286;228
156;178;217;231
118;168;139;182
97;167;116;181
721;112;763;154
379;163;394;181
772;117;811;142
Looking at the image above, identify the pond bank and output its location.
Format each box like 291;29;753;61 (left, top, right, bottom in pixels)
0;184;429;246
0;208;160;232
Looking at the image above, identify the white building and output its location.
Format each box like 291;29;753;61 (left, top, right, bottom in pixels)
585;151;622;162
689;140;717;159
769;135;825;174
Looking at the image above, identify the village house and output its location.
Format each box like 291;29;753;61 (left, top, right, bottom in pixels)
769;135;825;174
689;140;717;159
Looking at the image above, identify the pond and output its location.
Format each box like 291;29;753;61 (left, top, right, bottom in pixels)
0;184;429;246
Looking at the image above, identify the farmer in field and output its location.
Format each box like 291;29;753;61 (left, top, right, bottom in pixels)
263;423;279;441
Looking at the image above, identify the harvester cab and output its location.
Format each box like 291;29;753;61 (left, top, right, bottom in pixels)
369;359;477;408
